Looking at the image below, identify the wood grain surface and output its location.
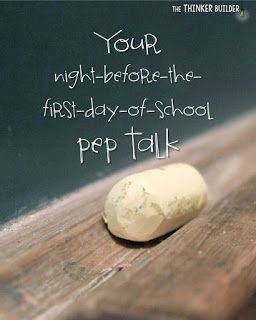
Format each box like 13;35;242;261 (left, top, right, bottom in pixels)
0;111;256;320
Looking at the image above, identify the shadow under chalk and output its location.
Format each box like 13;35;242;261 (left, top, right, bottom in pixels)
67;310;155;320
100;219;180;249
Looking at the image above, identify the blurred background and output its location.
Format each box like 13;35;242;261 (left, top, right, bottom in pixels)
1;1;255;224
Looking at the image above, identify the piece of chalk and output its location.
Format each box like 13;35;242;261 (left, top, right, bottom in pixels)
103;163;207;242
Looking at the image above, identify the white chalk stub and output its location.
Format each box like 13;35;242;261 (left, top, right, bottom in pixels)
103;163;207;242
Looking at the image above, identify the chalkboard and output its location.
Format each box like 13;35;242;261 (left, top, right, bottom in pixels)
1;1;256;224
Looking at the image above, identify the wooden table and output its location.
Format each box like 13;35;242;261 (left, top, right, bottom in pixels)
0;111;256;320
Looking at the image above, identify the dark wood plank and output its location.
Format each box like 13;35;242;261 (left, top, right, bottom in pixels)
235;294;256;320
63;174;256;320
0;111;255;320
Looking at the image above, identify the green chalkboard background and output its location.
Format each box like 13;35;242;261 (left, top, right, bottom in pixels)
1;1;256;224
